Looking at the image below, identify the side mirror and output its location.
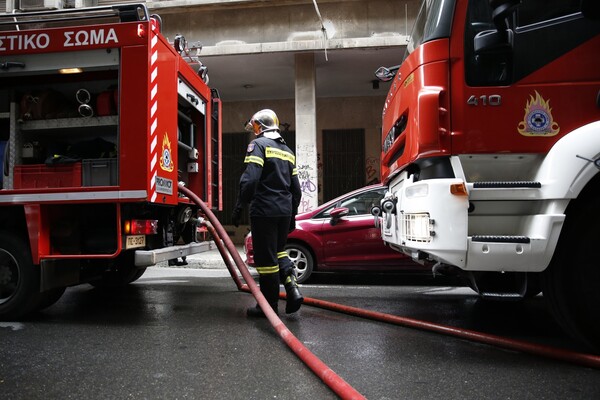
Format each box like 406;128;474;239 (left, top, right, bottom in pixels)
474;29;513;54
374;65;400;82
329;207;349;226
488;0;520;27
474;0;519;55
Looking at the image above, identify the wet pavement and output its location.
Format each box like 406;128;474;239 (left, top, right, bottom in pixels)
1;261;599;399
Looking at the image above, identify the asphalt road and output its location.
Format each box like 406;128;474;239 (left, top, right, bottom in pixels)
1;267;599;400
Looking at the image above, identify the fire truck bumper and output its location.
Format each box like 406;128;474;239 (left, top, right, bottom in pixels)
134;241;215;267
382;172;564;272
382;175;469;268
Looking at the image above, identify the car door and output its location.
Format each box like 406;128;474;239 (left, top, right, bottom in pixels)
320;187;403;269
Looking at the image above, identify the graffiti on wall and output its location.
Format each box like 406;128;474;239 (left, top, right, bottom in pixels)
297;163;317;212
366;156;379;184
317;153;323;179
297;143;319;213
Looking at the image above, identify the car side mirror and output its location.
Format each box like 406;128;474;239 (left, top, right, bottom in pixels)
329;207;349;226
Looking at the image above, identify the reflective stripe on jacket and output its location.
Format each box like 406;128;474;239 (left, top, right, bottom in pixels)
239;135;301;217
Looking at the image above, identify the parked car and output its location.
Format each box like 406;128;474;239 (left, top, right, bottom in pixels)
244;184;424;283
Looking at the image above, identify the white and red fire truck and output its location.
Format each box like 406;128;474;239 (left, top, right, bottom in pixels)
0;4;221;318
373;0;600;350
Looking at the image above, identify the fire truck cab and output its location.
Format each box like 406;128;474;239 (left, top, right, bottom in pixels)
0;4;221;318
374;0;600;350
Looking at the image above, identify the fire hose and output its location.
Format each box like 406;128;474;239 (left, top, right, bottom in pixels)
180;185;600;399
179;185;366;400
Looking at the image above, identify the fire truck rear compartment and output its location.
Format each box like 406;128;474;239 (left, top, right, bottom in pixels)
1;65;120;179
0;199;200;287
48;203;117;254
0;3;221;320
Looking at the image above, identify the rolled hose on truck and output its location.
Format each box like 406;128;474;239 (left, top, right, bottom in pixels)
179;185;600;398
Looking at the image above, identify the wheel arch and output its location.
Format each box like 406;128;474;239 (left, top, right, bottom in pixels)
0;206;30;260
563;168;600;220
0;205;27;237
535;120;600;199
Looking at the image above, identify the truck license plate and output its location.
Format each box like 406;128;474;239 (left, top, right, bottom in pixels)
125;235;146;249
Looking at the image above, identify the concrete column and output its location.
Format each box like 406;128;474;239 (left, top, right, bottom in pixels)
6;0;17;12
294;53;318;213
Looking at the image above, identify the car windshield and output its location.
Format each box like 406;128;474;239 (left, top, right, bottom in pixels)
316;188;386;219
402;0;455;63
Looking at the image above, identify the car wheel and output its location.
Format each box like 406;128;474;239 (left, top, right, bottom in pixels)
285;243;314;284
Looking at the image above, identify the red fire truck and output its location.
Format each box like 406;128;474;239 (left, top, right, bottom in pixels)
373;0;600;349
0;4;221;318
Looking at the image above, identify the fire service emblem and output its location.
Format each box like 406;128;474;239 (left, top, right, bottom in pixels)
160;133;174;172
518;91;560;137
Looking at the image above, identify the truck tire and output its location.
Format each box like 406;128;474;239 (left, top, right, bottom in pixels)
90;252;146;289
541;195;600;352
36;287;66;311
285;243;314;284
0;232;42;320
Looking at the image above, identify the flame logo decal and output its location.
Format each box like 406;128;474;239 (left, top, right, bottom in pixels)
160;133;174;172
517;91;560;137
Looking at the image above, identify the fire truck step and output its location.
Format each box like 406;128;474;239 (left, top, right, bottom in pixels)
479;292;523;299
471;235;530;244
473;181;541;188
134;241;215;267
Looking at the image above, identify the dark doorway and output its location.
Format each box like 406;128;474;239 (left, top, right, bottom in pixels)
218;132;249;225
323;129;365;202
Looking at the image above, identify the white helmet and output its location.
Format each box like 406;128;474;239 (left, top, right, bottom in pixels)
245;109;280;135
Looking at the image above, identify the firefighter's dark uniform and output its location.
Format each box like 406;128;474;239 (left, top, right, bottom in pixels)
236;132;302;315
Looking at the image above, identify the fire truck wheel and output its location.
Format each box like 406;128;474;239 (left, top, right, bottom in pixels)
523;273;542;298
90;266;147;288
90;252;147;288
129;267;147;283
541;195;600;352
285;243;314;284
0;232;43;320
36;287;67;311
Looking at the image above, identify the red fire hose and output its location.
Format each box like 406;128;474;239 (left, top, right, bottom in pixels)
181;184;600;399
285;295;600;370
179;185;366;400
202;221;244;290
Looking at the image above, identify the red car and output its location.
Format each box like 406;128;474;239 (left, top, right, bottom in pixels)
244;184;424;283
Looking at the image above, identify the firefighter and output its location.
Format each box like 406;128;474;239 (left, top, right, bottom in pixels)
232;109;303;317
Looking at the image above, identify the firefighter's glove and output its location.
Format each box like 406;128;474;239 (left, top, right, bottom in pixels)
288;215;296;233
232;207;242;227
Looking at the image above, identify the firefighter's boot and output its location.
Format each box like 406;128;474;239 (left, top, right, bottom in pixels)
284;273;303;314
247;273;280;318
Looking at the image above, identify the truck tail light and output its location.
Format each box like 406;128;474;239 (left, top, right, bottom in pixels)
137;23;146;38
124;219;158;235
